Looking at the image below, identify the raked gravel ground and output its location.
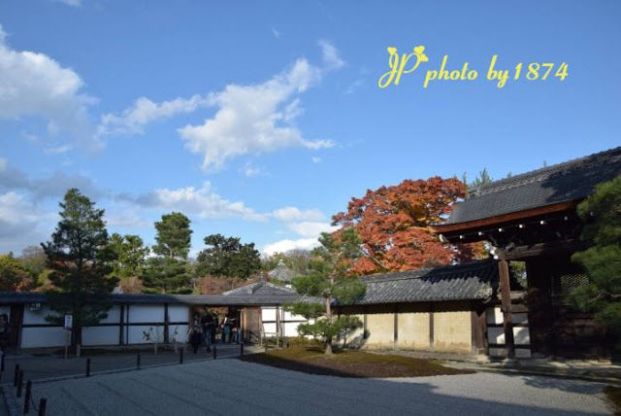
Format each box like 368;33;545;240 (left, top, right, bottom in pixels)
26;358;613;416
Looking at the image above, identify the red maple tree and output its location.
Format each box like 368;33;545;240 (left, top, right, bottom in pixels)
332;176;485;275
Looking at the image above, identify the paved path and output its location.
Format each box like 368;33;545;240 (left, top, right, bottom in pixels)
23;359;613;416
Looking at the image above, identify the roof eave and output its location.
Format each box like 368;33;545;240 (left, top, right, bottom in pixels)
432;200;579;236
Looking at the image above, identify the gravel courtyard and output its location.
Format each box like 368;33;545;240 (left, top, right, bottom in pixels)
26;359;613;416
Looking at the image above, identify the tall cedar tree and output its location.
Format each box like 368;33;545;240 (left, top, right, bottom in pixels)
143;212;192;293
196;234;261;279
41;188;118;349
332;176;485;275
570;176;621;341
287;229;366;354
153;212;192;259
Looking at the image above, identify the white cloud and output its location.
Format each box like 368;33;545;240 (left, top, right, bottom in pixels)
54;0;82;6
98;95;210;137
319;40;345;70
130;182;267;221
178;57;335;171
287;221;338;238
271;28;281;39
271;206;325;222
311;156;322;164
0;192;50;253
0;25;98;150
0;158;6;171
262;238;321;255
241;162;263;177
44;144;73;154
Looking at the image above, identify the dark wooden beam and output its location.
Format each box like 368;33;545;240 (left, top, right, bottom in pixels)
429;304;435;349
118;304;125;346
505;240;584;260
393;305;399;349
432;201;578;235
471;308;487;354
163;303;170;344
498;258;515;358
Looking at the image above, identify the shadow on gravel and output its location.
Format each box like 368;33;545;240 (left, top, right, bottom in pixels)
516;374;606;394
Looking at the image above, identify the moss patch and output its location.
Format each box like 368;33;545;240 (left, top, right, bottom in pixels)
241;346;474;378
605;386;621;415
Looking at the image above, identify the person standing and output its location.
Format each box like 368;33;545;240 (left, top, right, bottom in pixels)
201;312;213;352
188;324;202;354
0;314;9;352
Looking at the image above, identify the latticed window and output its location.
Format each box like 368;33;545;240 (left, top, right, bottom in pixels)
553;272;590;298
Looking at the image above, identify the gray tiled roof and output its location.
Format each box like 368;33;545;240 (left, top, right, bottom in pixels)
446;146;621;224
0;291;302;307
352;261;498;305
223;280;296;296
267;260;296;282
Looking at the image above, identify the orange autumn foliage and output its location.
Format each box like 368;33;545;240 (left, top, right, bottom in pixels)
332;176;486;275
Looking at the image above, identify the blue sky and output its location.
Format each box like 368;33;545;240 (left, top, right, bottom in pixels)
1;0;620;256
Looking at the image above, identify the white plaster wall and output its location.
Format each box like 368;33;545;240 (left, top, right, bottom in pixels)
487;307;528;325
169;324;188;343
100;306;121;323
128;305;164;323
263;323;277;335
261;307;277;321
128;325;166;344
82;326;118;346
282;322;300;337
21;327;66;348
168;305;190;322
23;306;54;325
488;326;530;345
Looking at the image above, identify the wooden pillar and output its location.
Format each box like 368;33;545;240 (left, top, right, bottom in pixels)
392;306;399;350
498;257;516;358
471;308;487;354
119;304;125;346
125;304;130;345
429;304;435;349
363;307;368;340
163;304;170;344
275;307;281;346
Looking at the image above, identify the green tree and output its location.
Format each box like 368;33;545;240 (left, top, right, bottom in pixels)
109;233;149;278
196;234;261;279
469;168;493;195
41;188;118;350
287;229;366;354
153;212;192;259
570;176;621;342
142;213;193;293
0;254;33;291
142;257;191;293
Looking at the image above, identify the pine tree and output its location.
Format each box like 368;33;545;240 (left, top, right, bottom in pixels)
196;234;261;279
143;212;193;293
570;176;621;342
41;188;118;350
287;229;366;354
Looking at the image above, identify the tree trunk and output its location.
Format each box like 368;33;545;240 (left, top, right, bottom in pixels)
324;296;333;355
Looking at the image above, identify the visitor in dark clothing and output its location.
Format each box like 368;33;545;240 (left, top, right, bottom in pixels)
189;325;202;354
